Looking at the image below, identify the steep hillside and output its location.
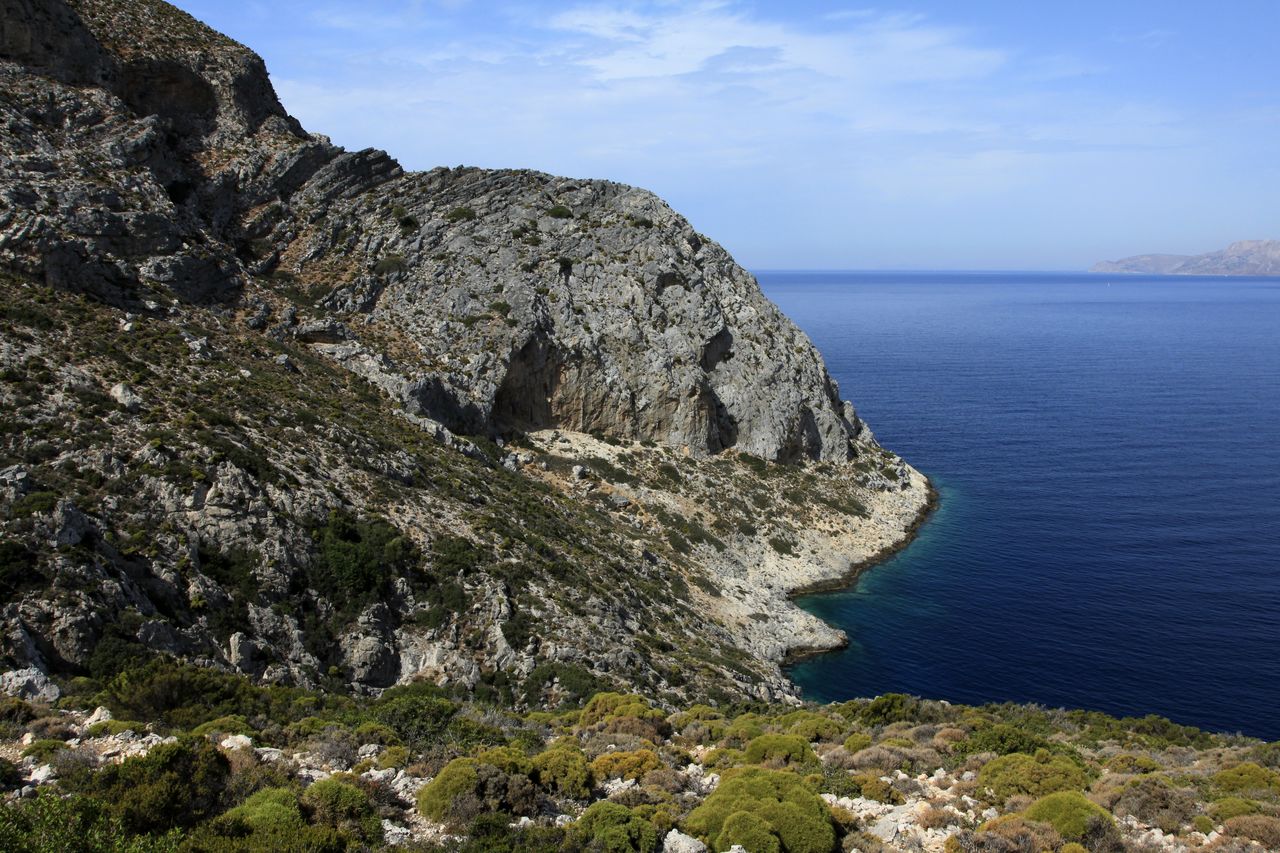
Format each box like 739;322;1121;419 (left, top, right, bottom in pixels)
0;0;931;704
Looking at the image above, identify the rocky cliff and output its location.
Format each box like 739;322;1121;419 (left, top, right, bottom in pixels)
1092;240;1280;276
0;0;930;704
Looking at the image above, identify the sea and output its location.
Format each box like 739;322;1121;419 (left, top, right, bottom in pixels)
757;271;1280;741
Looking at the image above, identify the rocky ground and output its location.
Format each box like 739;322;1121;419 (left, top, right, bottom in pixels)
0;668;1277;851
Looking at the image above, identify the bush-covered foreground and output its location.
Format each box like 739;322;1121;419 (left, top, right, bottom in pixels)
0;664;1277;852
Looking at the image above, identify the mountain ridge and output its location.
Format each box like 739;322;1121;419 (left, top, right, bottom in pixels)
1092;239;1280;276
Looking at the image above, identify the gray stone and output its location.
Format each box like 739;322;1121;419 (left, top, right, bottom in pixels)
109;382;142;412
662;829;707;853
0;667;60;702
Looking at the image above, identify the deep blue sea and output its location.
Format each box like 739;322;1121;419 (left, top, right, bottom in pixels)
759;271;1280;741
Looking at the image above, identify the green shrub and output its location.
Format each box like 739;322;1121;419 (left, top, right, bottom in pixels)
352;721;401;745
1209;796;1260;821
723;714;766;746
0;790;178;853
531;740;590;798
86;720;146;737
1023;790;1113;842
378;745;410;770
21;739;67;762
572;801;658;852
373;254;407;274
858;694;920;726
223;786;304;833
307;510;415;617
301;777;381;841
852;774;903;805
960;723;1050;756
744;734;816;767
546;205;573;219
842;733;872;753
717;810;780;853
1104;753;1162;774
63;737;229;834
191;714;256;738
477;745;532;775
777;711;841;742
1213;762;1280;795
683;767;834;853
977;750;1088;805
418;757;480;823
445;207;477;222
1193;815;1215;834
591;749;661;781
580;693;664;727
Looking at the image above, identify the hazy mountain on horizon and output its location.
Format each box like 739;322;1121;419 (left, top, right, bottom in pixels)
1092;239;1280;276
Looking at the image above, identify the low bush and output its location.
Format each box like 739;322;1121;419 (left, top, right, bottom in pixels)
960;723;1051;757
1110;774;1196;833
1208;796;1260;822
21;739;67;762
976;750;1088;805
841;733;871;753
1212;761;1280;796
63;737;229;834
0;791;175;853
1224;814;1280;848
301;777;381;841
683;767;835;853
1023;790;1114;843
744;734;816;767
572;801;658;852
972;814;1063;851
580;693;664;727
418;757;480;823
531;740;590;798
591;749;661;781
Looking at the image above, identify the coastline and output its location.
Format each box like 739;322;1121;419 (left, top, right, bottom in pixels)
780;478;939;667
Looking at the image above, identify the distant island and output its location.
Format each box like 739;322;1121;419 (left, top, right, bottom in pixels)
1092;239;1280;276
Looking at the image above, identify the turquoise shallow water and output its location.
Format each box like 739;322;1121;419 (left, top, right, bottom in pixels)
760;271;1280;740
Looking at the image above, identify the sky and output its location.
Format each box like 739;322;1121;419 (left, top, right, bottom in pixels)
168;0;1279;270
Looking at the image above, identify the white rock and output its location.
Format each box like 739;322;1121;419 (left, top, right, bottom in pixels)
28;764;56;784
109;382;142;412
220;734;253;751
0;668;61;703
554;814;574;827
602;777;636;797
381;820;412;846
298;768;332;785
357;743;381;758
663;828;707;853
84;707;113;727
255;747;285;763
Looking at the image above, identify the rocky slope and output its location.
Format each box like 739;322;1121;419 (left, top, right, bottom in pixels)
1091;241;1280;276
0;0;930;704
0;670;1275;852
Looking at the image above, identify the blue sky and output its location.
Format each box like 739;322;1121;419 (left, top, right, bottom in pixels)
170;1;1279;270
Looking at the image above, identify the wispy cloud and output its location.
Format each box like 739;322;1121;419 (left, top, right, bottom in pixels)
232;0;1276;268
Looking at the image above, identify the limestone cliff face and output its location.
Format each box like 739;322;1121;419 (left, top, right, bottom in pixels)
3;0;873;465
0;0;927;700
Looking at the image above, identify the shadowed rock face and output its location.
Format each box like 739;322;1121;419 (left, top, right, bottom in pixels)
1;0;877;464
